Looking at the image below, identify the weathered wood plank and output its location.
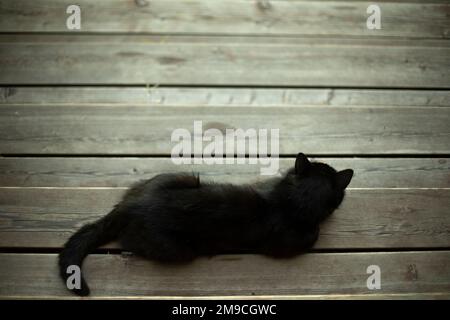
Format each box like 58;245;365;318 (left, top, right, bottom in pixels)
1;35;449;87
0;158;448;188
0;0;448;38
0;188;448;249
2;87;450;107
0;252;449;298
5;293;449;300
1;104;449;154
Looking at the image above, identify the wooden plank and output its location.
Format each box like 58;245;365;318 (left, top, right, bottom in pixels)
0;35;449;87
0;188;449;249
0;251;449;298
1;104;449;155
0;158;448;188
0;0;449;38
5;293;449;300
2;87;450;107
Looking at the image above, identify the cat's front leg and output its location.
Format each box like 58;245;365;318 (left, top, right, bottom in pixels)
261;226;320;258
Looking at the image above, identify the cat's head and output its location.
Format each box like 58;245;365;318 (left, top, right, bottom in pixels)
287;153;353;224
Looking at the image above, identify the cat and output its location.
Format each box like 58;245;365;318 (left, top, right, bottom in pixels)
59;153;353;296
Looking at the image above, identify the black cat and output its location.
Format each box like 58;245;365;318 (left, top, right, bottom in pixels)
59;153;353;296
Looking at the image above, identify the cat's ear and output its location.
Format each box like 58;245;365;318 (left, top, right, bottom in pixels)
295;153;310;174
336;169;354;190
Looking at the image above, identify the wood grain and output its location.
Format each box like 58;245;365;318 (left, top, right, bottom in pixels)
0;188;448;249
0;0;448;38
1;104;449;155
2;87;450;107
0;157;448;188
1;35;449;87
0;251;448;298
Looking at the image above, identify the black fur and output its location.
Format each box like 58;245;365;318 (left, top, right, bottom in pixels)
59;153;353;296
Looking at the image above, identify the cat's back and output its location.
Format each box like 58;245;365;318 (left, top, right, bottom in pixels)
120;173;271;222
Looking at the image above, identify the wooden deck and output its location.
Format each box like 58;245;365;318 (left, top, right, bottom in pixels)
0;0;449;299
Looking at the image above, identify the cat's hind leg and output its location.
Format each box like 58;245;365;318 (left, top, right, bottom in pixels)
120;229;197;264
123;173;200;200
149;173;200;189
137;241;196;264
128;173;200;195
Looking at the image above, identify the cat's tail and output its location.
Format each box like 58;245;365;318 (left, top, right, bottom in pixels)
58;208;124;296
